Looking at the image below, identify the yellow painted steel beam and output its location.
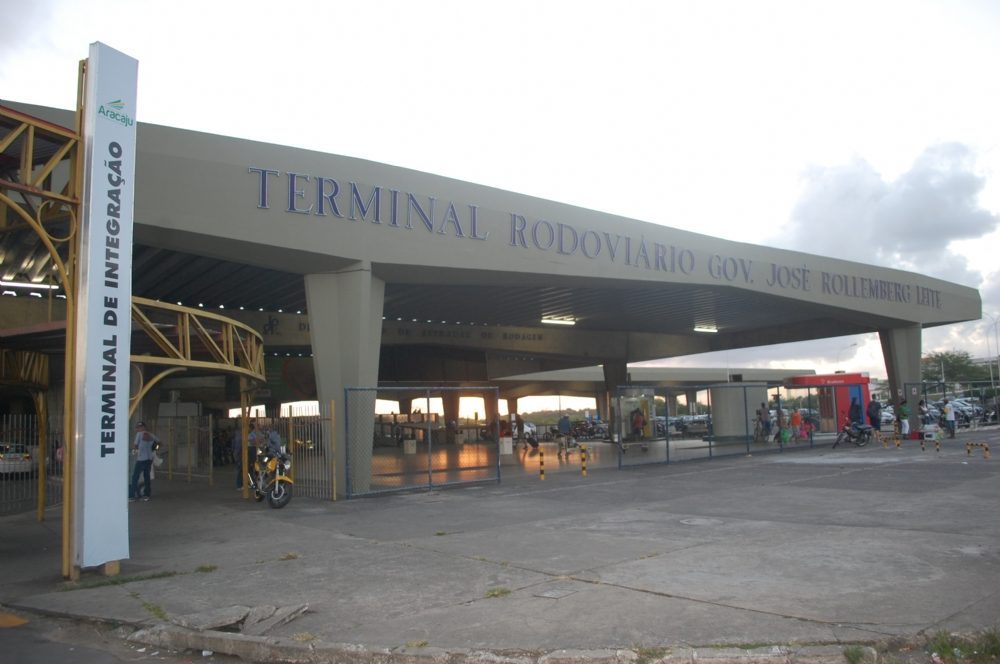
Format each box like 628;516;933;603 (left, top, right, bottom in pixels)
3;98;266;579
128;366;186;418
130;297;266;381
0;349;50;390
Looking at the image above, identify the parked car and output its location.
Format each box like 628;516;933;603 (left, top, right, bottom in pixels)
0;443;38;476
590;421;610;438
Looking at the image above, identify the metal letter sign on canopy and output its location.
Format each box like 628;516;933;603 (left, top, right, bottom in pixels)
74;42;138;568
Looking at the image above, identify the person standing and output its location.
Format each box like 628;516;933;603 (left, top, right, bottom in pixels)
630;407;645;440
943;399;956;438
867;399;882;429
918;399;930;425
758;403;771;437
129;421;160;502
848;398;862;424
236;422;261;489
557;413;572;458
790;408;803;440
898;399;911;436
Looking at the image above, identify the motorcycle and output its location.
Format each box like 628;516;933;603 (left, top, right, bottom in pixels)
247;447;293;508
832;418;873;448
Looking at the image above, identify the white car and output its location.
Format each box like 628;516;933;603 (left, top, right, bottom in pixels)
0;443;38;476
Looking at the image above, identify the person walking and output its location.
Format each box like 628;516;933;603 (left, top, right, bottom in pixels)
129;421;160;502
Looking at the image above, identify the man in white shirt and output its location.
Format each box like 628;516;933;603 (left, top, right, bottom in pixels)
943;399;956;438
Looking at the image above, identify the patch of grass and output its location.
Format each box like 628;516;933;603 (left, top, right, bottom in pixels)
279;552;300;561
700;642;780;651
194;565;217;573
60;570;178;591
405;639;430;648
484;586;511;598
291;632;317;642
435;531;447;536
976;628;1000;661
635;646;669;664
844;645;868;664
141;600;168;621
927;628;1000;664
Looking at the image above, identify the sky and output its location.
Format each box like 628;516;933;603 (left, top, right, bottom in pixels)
3;0;1000;388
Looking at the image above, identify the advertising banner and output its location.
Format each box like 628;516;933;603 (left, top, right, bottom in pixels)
74;42;138;567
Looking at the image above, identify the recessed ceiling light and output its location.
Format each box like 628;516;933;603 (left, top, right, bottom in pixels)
541;317;576;326
0;280;59;290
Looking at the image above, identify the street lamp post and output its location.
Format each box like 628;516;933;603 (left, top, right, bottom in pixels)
985;315;997;394
985;313;1000;401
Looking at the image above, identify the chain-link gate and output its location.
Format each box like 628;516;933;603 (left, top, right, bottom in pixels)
345;386;501;497
613;380;873;469
215;406;335;500
902;381;1000;431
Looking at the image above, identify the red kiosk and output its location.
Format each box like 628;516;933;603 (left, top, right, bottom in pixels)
786;372;872;432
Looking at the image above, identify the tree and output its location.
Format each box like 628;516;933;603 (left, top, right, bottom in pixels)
921;350;991;383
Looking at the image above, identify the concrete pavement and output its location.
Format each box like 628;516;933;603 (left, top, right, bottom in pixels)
2;429;999;663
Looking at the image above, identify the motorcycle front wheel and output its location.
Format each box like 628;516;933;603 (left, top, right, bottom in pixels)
855;431;870;447
267;480;292;509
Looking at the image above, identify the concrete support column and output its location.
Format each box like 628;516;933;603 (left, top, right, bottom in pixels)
684;390;699;415
482;391;499;439
305;263;385;497
442;390;461;441
879;324;922;434
595;390;609;422
602;360;628;426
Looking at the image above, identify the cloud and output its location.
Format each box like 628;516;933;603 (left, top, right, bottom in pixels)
774;143;998;289
0;0;57;60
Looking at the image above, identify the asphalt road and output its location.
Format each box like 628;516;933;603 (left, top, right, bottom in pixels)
0;608;241;664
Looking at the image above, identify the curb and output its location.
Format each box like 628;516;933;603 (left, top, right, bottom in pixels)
128;623;861;664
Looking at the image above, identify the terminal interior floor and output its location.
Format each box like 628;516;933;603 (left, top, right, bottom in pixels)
356;433;839;495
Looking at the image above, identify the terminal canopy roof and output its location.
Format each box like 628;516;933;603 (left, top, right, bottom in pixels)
0;101;982;384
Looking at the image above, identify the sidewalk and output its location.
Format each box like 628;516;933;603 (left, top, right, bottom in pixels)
2;430;999;663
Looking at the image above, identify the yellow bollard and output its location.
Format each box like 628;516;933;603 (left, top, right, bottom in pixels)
966;442;991;459
581;445;587;477
539;449;545;481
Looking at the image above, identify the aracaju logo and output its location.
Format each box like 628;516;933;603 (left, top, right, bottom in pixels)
97;99;134;127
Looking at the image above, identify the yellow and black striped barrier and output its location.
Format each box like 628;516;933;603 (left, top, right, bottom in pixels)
966;442;991;459
581;445;587;477
919;437;941;452
539;449;545;480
